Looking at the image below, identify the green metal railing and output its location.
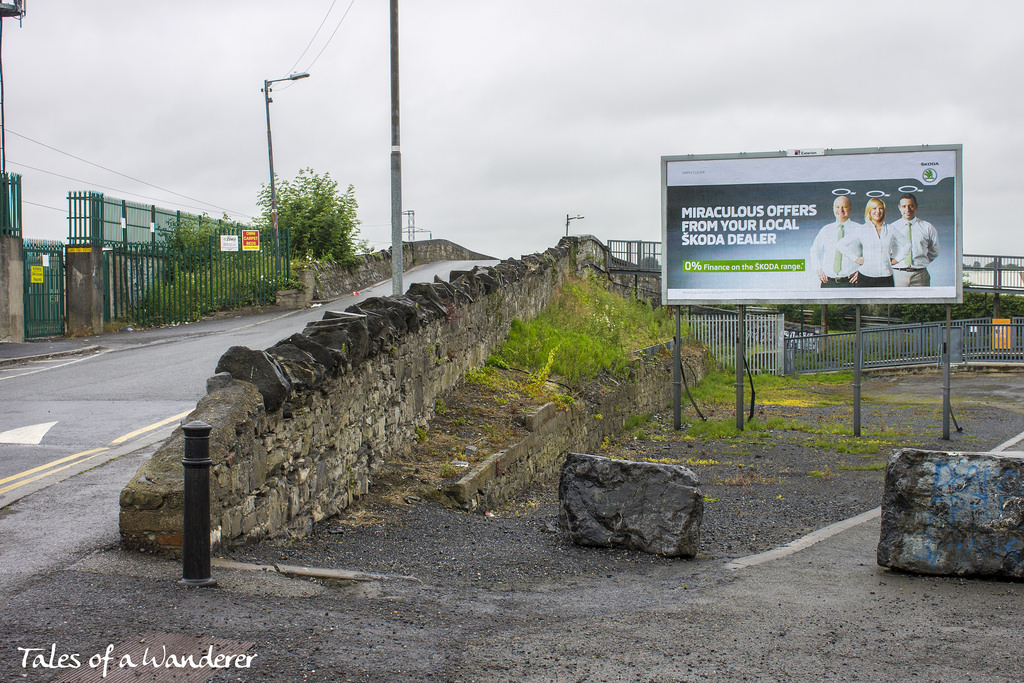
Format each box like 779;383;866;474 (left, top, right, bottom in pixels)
67;191;241;246
65;190;292;327
23;239;65;337
104;227;290;327
1;172;22;237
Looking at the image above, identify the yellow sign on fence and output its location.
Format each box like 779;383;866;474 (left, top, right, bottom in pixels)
30;265;44;284
993;318;1011;350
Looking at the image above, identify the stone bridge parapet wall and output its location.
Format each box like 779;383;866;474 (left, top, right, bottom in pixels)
444;350;706;512
120;237;640;555
307;239;494;301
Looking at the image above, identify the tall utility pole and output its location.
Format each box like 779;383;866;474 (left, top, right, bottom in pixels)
390;0;403;296
263;72;310;276
403;209;415;241
0;0;26;174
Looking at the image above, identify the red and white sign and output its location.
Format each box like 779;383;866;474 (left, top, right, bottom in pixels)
241;230;260;252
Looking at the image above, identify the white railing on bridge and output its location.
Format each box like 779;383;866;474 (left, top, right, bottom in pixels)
686;312;785;375
607;240;661;272
963;254;1024;293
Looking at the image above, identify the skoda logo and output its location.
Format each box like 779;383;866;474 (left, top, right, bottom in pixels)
922;168;938;183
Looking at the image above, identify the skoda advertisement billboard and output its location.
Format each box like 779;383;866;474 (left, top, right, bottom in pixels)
662;145;962;305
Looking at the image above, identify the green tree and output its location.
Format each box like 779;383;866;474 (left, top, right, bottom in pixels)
164;213;243;251
256;168;362;266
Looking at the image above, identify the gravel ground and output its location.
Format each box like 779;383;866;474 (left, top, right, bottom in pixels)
7;369;1024;682
234;369;1024;576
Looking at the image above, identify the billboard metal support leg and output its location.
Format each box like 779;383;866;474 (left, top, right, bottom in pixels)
736;305;745;431
854;304;862;438
943;304;952;440
673;306;681;430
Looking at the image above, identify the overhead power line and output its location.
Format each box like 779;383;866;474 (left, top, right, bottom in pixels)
302;0;358;73
23;198;65;213
287;0;339;74
6;129;249;218
8;159;254;220
283;0;358;82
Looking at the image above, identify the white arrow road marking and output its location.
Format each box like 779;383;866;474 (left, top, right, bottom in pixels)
0;421;58;445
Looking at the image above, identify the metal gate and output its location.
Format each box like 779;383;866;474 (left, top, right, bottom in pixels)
23;240;65;338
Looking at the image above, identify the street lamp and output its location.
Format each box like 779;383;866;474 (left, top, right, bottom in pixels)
565;213;584;236
263;71;310;275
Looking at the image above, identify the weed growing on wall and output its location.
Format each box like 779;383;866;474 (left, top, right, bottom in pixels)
489;273;675;389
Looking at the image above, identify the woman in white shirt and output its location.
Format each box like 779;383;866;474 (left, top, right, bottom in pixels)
838;198;910;287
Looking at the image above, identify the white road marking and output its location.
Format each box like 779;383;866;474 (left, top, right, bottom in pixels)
0;350;110;382
726;507;881;571
726;425;1024;571
0;421;58;445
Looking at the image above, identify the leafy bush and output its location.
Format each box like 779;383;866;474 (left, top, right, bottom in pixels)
256;168;362;266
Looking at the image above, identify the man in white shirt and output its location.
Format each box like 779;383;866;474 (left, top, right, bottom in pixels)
808;196;860;288
890;193;939;287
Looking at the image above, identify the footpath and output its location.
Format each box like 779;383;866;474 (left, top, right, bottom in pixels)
0;335;100;365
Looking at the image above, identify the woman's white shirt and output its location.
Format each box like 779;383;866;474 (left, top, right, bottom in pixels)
838;222;911;278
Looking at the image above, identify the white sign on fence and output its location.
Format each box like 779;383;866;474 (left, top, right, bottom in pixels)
220;235;239;252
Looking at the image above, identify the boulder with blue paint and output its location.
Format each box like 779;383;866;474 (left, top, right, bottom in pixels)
878;448;1024;577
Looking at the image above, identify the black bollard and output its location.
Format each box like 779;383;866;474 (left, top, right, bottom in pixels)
179;420;217;587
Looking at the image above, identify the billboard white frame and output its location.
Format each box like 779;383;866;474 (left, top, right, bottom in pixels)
661;145;963;305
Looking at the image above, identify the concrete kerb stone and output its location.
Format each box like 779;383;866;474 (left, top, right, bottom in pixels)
210;558;420;583
0;344;103;367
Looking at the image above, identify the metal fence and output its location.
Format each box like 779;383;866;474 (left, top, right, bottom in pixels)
686;312;786;375
104;226;289;327
1;172;22;237
62;191;291;327
23;239;65;338
687;312;1024;375
958;319;1024;363
607;240;661;272
963;254;1024;293
784;318;1024;374
67;191;244;246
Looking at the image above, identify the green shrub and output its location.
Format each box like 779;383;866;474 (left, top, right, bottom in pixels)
490;274;673;389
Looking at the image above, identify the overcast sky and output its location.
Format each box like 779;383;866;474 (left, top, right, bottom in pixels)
3;1;1019;261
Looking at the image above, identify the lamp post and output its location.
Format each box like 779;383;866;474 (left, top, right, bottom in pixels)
565;213;584;236
263;71;310;275
390;0;403;296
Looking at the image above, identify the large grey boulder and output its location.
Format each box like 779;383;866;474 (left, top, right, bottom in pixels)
878;448;1024;577
559;452;703;558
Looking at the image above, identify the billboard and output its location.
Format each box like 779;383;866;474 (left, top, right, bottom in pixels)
662;145;962;305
